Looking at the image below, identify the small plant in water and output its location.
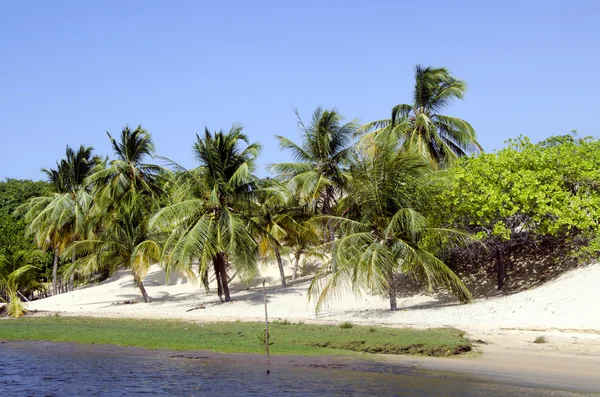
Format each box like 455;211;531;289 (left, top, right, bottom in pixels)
339;322;353;329
533;336;547;344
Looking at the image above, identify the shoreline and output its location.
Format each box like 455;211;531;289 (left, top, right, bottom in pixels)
11;262;600;392
2;338;599;394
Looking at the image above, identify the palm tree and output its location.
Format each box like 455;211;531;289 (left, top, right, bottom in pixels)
65;196;160;303
358;65;481;168
87;125;163;209
23;145;98;294
151;125;261;302
272;107;357;214
252;182;311;288
272;107;357;270
0;252;40;318
76;125;164;302
309;137;472;312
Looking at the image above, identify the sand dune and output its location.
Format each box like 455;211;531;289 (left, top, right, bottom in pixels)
28;261;600;333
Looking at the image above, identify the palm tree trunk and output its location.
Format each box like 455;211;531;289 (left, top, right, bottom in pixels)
323;192;337;273
274;246;287;287
388;274;397;311
214;252;231;302
133;272;149;303
69;252;76;291
52;248;59;295
328;224;337;272
292;253;300;281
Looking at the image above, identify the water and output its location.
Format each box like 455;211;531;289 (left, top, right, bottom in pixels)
0;341;594;397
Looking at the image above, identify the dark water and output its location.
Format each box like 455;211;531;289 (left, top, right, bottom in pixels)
0;342;594;397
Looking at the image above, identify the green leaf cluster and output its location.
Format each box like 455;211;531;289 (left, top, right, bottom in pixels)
441;133;600;241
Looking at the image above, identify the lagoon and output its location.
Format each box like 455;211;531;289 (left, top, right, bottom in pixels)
0;341;593;397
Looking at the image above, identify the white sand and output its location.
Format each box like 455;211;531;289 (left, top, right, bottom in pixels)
28;261;600;334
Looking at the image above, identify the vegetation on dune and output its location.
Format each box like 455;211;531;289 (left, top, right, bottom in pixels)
309;135;471;312
2;64;598;319
435;132;600;290
0;317;471;357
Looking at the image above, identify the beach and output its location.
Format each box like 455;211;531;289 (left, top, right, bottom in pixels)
18;261;600;392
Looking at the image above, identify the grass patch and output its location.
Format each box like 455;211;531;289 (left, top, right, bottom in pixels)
0;317;471;357
533;336;547;344
339;322;353;329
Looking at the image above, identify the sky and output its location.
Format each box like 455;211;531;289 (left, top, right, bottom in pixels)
1;0;599;180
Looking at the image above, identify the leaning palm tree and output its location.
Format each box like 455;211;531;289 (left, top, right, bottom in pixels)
309;137;472;312
151;125;261;302
0;253;39;318
358;65;481;168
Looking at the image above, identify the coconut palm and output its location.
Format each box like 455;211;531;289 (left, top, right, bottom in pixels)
272;107;357;271
65;196;160;303
0;252;39;318
251;182;315;287
87;125;163;210
358;65;481;168
309;137;472;312
74;125;164;302
285;212;321;281
22;145;98;294
151;125;261;302
272;107;357;214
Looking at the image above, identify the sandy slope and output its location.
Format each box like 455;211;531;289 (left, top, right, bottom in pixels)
28;261;600;332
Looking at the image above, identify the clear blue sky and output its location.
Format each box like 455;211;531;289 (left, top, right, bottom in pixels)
1;0;599;180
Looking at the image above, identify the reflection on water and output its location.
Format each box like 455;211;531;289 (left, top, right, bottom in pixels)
0;342;592;396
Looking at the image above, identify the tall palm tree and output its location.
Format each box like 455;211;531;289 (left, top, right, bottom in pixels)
272;107;357;214
151;125;261;302
23;145;98;294
76;125;164;302
309;136;472;312
358;65;481;168
87;125;163;209
272;107;357;270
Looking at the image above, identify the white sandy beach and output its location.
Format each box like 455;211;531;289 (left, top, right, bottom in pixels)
27;261;600;332
20;261;600;390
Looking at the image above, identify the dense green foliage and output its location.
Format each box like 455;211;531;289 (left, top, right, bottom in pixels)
0;317;471;357
442;133;600;241
5;64;596;319
430;133;600;289
0;179;52;303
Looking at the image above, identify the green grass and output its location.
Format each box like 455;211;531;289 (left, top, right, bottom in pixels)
0;317;471;357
